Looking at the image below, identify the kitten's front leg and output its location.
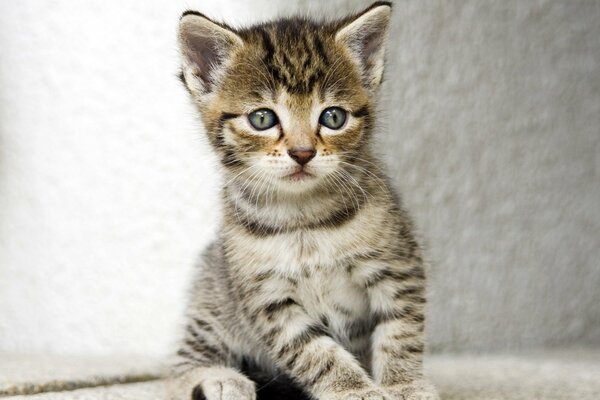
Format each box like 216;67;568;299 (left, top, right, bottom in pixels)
168;315;256;400
246;280;385;400
366;262;439;400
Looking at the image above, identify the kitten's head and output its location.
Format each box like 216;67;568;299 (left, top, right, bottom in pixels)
178;2;391;195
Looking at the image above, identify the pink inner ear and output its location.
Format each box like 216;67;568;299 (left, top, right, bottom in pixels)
336;5;391;88
360;29;385;70
184;34;222;91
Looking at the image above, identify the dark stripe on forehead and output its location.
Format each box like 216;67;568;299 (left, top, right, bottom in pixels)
282;53;295;72
258;27;284;85
258;28;275;62
300;34;312;57
254;22;331;95
306;70;324;95
313;36;329;64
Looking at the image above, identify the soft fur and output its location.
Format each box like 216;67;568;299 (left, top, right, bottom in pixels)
169;2;439;400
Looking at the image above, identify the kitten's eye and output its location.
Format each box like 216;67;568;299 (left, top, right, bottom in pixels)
319;107;347;130
248;109;278;131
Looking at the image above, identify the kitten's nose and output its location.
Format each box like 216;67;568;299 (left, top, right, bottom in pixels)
288;147;316;166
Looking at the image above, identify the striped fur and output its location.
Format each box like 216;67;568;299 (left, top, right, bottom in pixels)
170;3;439;400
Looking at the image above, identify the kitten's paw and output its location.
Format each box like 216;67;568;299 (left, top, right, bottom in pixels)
385;379;439;400
168;367;256;400
323;387;387;400
199;373;256;400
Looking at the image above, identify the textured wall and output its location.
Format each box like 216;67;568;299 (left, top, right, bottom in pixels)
0;0;598;356
382;0;600;351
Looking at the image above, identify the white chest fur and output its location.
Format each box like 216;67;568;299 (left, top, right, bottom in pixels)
297;265;370;341
238;229;374;339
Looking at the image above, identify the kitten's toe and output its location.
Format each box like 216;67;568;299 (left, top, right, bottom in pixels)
325;387;386;400
356;390;386;400
386;379;439;400
223;378;257;400
201;377;256;400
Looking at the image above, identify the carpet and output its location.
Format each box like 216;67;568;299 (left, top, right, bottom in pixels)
1;349;598;399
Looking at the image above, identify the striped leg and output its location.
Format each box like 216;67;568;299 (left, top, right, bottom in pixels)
371;318;437;400
168;316;256;400
365;262;439;400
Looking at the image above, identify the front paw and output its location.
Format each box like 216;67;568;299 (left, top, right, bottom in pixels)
169;367;256;400
197;373;256;400
322;387;388;400
386;380;439;400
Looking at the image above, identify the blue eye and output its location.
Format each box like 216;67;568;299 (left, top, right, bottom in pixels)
248;109;278;130
319;107;347;130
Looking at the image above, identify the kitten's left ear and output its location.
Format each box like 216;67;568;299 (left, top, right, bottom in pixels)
178;11;244;96
335;2;392;91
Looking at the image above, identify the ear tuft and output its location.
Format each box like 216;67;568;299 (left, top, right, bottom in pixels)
180;10;207;19
178;12;243;96
336;3;392;91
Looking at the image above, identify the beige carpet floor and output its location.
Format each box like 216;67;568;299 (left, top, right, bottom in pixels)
1;349;599;399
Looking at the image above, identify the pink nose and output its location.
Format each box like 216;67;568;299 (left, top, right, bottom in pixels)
288;148;316;166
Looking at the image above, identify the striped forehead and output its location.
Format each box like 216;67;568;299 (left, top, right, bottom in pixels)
242;19;331;95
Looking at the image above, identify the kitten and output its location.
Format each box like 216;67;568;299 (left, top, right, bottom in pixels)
169;2;439;400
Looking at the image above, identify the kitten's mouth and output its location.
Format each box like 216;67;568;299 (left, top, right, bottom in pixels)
285;169;314;182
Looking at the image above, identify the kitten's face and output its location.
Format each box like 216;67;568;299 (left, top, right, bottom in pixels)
205;39;370;193
178;3;391;194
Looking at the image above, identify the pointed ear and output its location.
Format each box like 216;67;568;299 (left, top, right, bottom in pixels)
178;11;243;96
335;2;392;91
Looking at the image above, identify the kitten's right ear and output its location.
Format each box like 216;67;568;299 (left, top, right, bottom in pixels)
335;2;392;92
178;11;243;96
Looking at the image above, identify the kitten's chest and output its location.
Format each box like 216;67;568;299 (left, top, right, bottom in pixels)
252;229;364;271
231;228;377;339
296;265;370;342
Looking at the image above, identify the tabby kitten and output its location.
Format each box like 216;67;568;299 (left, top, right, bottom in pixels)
169;2;438;400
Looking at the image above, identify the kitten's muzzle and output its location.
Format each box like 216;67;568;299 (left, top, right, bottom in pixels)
287;147;316;166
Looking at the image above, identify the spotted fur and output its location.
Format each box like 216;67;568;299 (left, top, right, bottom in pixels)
169;2;438;400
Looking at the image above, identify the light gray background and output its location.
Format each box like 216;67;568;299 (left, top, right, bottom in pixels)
0;0;598;356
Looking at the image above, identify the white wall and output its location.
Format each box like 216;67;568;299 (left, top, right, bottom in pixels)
0;0;356;357
0;0;598;357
